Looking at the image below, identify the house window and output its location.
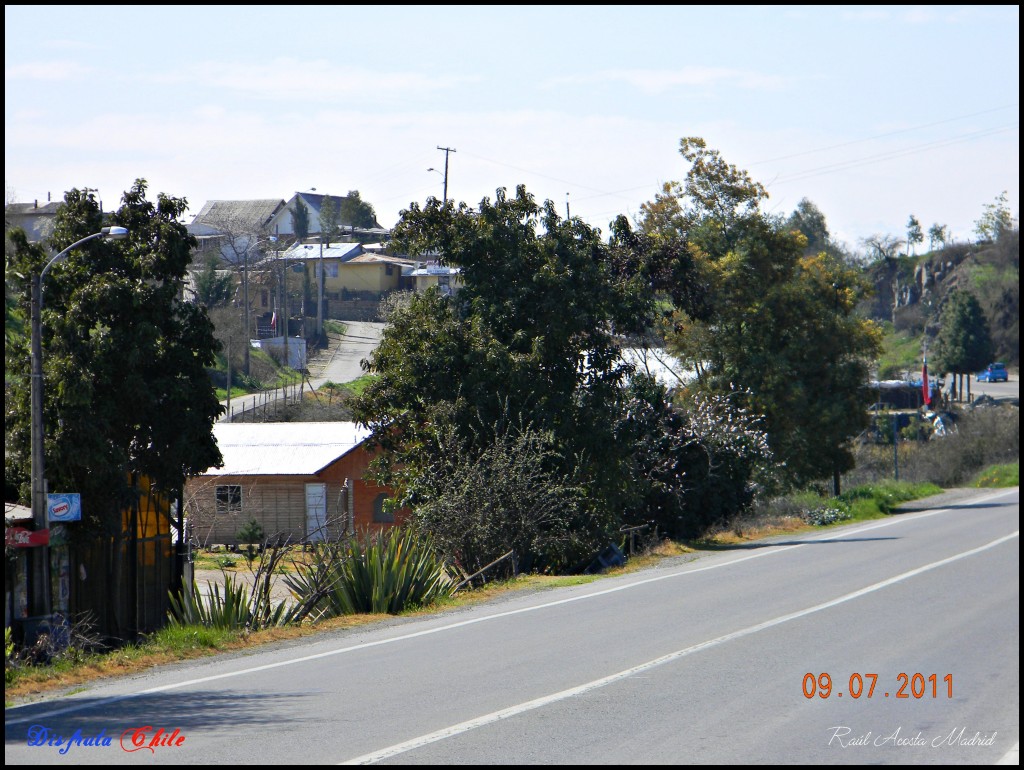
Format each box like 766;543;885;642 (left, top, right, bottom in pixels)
325;263;339;278
261;289;269;307
373;493;394;524
385;264;394;276
216;485;242;515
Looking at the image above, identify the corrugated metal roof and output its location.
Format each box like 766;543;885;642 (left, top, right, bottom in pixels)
200;422;372;477
281;242;364;262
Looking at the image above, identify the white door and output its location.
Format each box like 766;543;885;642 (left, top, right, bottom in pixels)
305;483;328;542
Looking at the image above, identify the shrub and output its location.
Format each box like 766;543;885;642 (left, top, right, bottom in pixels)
285;528;453;618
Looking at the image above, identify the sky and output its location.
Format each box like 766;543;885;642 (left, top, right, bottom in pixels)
4;5;1019;250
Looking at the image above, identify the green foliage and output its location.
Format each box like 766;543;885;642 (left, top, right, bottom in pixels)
318;195;341;243
969;462;1019;488
292;199;310;241
5;182;223;531
405;418;590;574
906;214;923;255
649;138;882;490
167;573;290;631
876;325;925;379
618;375;774;539
338;190;379;230
236;518;265;564
353;185;643;541
285;529;453;617
787;198;832;256
928;223;948;251
974;191;1015;242
804;506;850;526
933;290;994;375
193;255;233;308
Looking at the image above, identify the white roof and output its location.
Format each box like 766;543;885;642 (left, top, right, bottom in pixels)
201;422;371;476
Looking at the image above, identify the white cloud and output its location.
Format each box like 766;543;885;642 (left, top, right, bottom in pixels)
544;67;789;95
130;58;483;102
4;60;95;82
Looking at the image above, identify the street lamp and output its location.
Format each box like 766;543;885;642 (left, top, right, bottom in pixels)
30;226;129;622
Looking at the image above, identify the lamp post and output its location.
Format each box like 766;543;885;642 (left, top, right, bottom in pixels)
30;226;129;622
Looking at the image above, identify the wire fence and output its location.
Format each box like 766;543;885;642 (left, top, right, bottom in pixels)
224;379;306;423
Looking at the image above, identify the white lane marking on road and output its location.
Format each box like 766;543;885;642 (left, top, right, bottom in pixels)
340;530;1019;765
5;489;1016;726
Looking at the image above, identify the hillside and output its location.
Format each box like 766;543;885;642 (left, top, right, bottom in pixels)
859;230;1019;367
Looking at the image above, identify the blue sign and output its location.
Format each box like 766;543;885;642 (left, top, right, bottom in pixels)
47;493;82;523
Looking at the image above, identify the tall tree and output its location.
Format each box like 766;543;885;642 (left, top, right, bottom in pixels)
291;198;310;241
787;198;831;256
318;195;341;244
934;290;994;395
5;180;223;536
352;186;641;567
974;191;1015;242
338;190;379;230
928;223;948;251
906;214;923;256
193;254;234;308
642;138;882;491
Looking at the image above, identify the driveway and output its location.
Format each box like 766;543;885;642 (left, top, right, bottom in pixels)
308;321;384;388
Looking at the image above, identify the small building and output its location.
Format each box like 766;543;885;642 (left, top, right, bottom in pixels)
184;422;405;546
409;264;463;295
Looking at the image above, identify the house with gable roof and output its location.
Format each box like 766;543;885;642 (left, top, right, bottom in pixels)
184;422;407;546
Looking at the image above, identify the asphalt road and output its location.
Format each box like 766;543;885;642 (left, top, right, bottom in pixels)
5;488;1018;764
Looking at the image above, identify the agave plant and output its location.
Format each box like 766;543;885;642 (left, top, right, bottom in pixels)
168;573;292;631
285;528;454;618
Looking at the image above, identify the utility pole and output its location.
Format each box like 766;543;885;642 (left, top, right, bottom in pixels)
566;192;571;220
436;146;456;204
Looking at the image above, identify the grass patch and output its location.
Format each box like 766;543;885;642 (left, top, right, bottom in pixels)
323;320;348;336
969;462;1019;488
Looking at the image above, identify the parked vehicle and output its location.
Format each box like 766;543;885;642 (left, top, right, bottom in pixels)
977;362;1008;382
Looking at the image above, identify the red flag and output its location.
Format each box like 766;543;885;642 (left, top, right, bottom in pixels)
922;356;931;406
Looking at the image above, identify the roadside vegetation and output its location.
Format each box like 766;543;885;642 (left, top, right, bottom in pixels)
5;145;1017;704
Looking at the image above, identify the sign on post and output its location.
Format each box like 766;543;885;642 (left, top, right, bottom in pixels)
47;493;82;522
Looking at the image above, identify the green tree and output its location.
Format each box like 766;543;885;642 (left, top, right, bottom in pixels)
644;138;882;491
787;198;831;256
934;290;994;385
193;254;234;308
338;190;379;230
292;198;310;241
318;195;341;244
5;181;223;539
352;186;640;567
974;191;1015;242
928;223;948;251
906;214;923;256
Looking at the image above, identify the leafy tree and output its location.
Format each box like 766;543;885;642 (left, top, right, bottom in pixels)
928;223;948;251
318;195;341;244
934;290;994;381
638;181;687;237
292;198;310;241
787;198;831;256
5;181;223;540
974;191;1016;242
338;190;379;230
906;214;923;256
352;186;641;567
617;375;773;538
643;138;882;491
193;254;234;308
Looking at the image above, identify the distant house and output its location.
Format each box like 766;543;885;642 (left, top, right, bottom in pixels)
268;192;388;241
410;264;463;296
6;200;61;243
188;198;287;265
184;422;406;546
